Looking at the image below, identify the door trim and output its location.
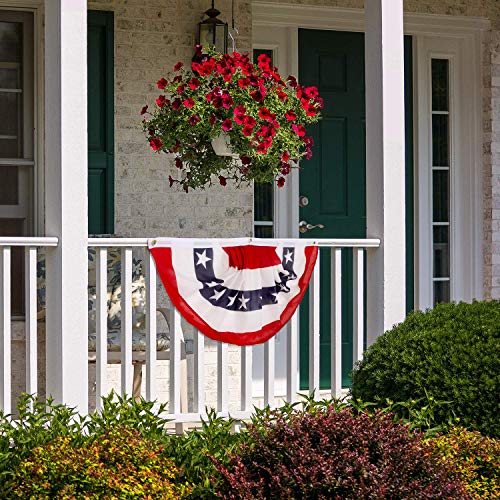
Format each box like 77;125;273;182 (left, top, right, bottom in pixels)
253;2;486;306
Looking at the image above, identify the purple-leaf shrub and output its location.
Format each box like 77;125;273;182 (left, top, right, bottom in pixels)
214;406;469;499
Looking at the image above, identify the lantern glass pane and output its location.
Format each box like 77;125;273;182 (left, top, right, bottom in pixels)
200;24;215;49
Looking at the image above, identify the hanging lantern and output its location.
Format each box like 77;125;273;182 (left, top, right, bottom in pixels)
198;0;228;54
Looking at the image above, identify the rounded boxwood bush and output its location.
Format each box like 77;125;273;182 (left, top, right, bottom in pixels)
214;405;467;498
351;300;500;437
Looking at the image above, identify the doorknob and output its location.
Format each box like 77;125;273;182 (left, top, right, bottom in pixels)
299;220;325;234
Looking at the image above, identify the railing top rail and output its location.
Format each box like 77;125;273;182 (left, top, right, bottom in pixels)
0;237;59;247
88;237;381;248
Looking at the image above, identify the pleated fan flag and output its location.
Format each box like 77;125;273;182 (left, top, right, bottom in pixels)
149;238;318;345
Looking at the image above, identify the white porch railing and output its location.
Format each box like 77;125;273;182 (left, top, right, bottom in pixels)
1;236;380;426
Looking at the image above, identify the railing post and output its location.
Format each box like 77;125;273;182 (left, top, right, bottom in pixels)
365;0;407;345
44;0;88;412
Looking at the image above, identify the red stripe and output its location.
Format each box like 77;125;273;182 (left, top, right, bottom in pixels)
223;245;281;270
150;246;318;346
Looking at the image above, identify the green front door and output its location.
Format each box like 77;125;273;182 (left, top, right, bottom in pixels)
298;29;413;388
88;11;114;234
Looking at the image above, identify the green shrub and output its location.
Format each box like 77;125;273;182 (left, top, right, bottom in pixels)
8;426;187;499
430;427;500;499
163;409;247;498
351;300;500;437
214;404;468;499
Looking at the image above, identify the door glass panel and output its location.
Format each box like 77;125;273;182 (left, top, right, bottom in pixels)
434;281;450;304
433;226;449;278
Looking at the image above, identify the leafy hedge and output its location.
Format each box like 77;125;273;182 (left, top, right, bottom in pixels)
430;427;500;499
214;404;467;499
351;300;500;437
9;427;185;499
2;392;499;497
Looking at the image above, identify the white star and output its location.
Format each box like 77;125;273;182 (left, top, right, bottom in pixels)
205;281;219;288
210;289;225;302
227;295;237;307
271;292;279;302
238;295;250;310
196;250;211;268
284;250;294;264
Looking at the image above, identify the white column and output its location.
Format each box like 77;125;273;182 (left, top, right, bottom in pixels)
44;0;88;412
365;0;406;345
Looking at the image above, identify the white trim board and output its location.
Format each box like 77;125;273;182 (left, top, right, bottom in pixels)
253;3;485;308
253;2;490;34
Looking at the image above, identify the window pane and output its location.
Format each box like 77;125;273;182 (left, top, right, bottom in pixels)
254;182;273;222
433;170;449;222
254;225;274;238
434;281;450;304
431;59;449;112
0;165;18;205
0;67;21;88
433;225;449;278
432;114;449;167
0;21;21;63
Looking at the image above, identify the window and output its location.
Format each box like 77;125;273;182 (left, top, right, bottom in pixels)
252;48;274;238
0;10;34;315
431;58;450;304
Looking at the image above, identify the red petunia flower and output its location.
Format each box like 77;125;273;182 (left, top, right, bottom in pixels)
258;107;275;122
240;155;252;165
149;137;162;151
189;78;200;90
183;98;195;109
140;105;148;115
157;78;168;89
173;75;182;83
221;118;233;132
175;157;183;169
250;90;264;102
243;116;256;128
287;75;298;88
304;86;319;98
242;126;253;137
306;104;317;117
177;84;185;94
234;105;246;117
189;114;200;126
238;78;249;89
277;177;286;188
292;124;306;137
210;114;217;126
174;61;184;71
282;151;290;163
256;142;269;154
171;98;181;110
278;91;288;102
285;110;297;121
219;176;227;186
234;114;245;125
156;95;166;108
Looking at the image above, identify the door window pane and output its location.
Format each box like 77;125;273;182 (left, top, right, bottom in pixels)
432;170;449;222
431;114;449;167
431;59;449;112
0;165;18;205
433;226;450;278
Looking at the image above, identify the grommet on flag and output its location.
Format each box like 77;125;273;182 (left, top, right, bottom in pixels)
148;238;318;345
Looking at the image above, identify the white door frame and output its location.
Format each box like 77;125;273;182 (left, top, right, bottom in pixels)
253;1;488;308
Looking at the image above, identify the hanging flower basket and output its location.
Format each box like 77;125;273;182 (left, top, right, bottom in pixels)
141;45;323;191
211;132;238;158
